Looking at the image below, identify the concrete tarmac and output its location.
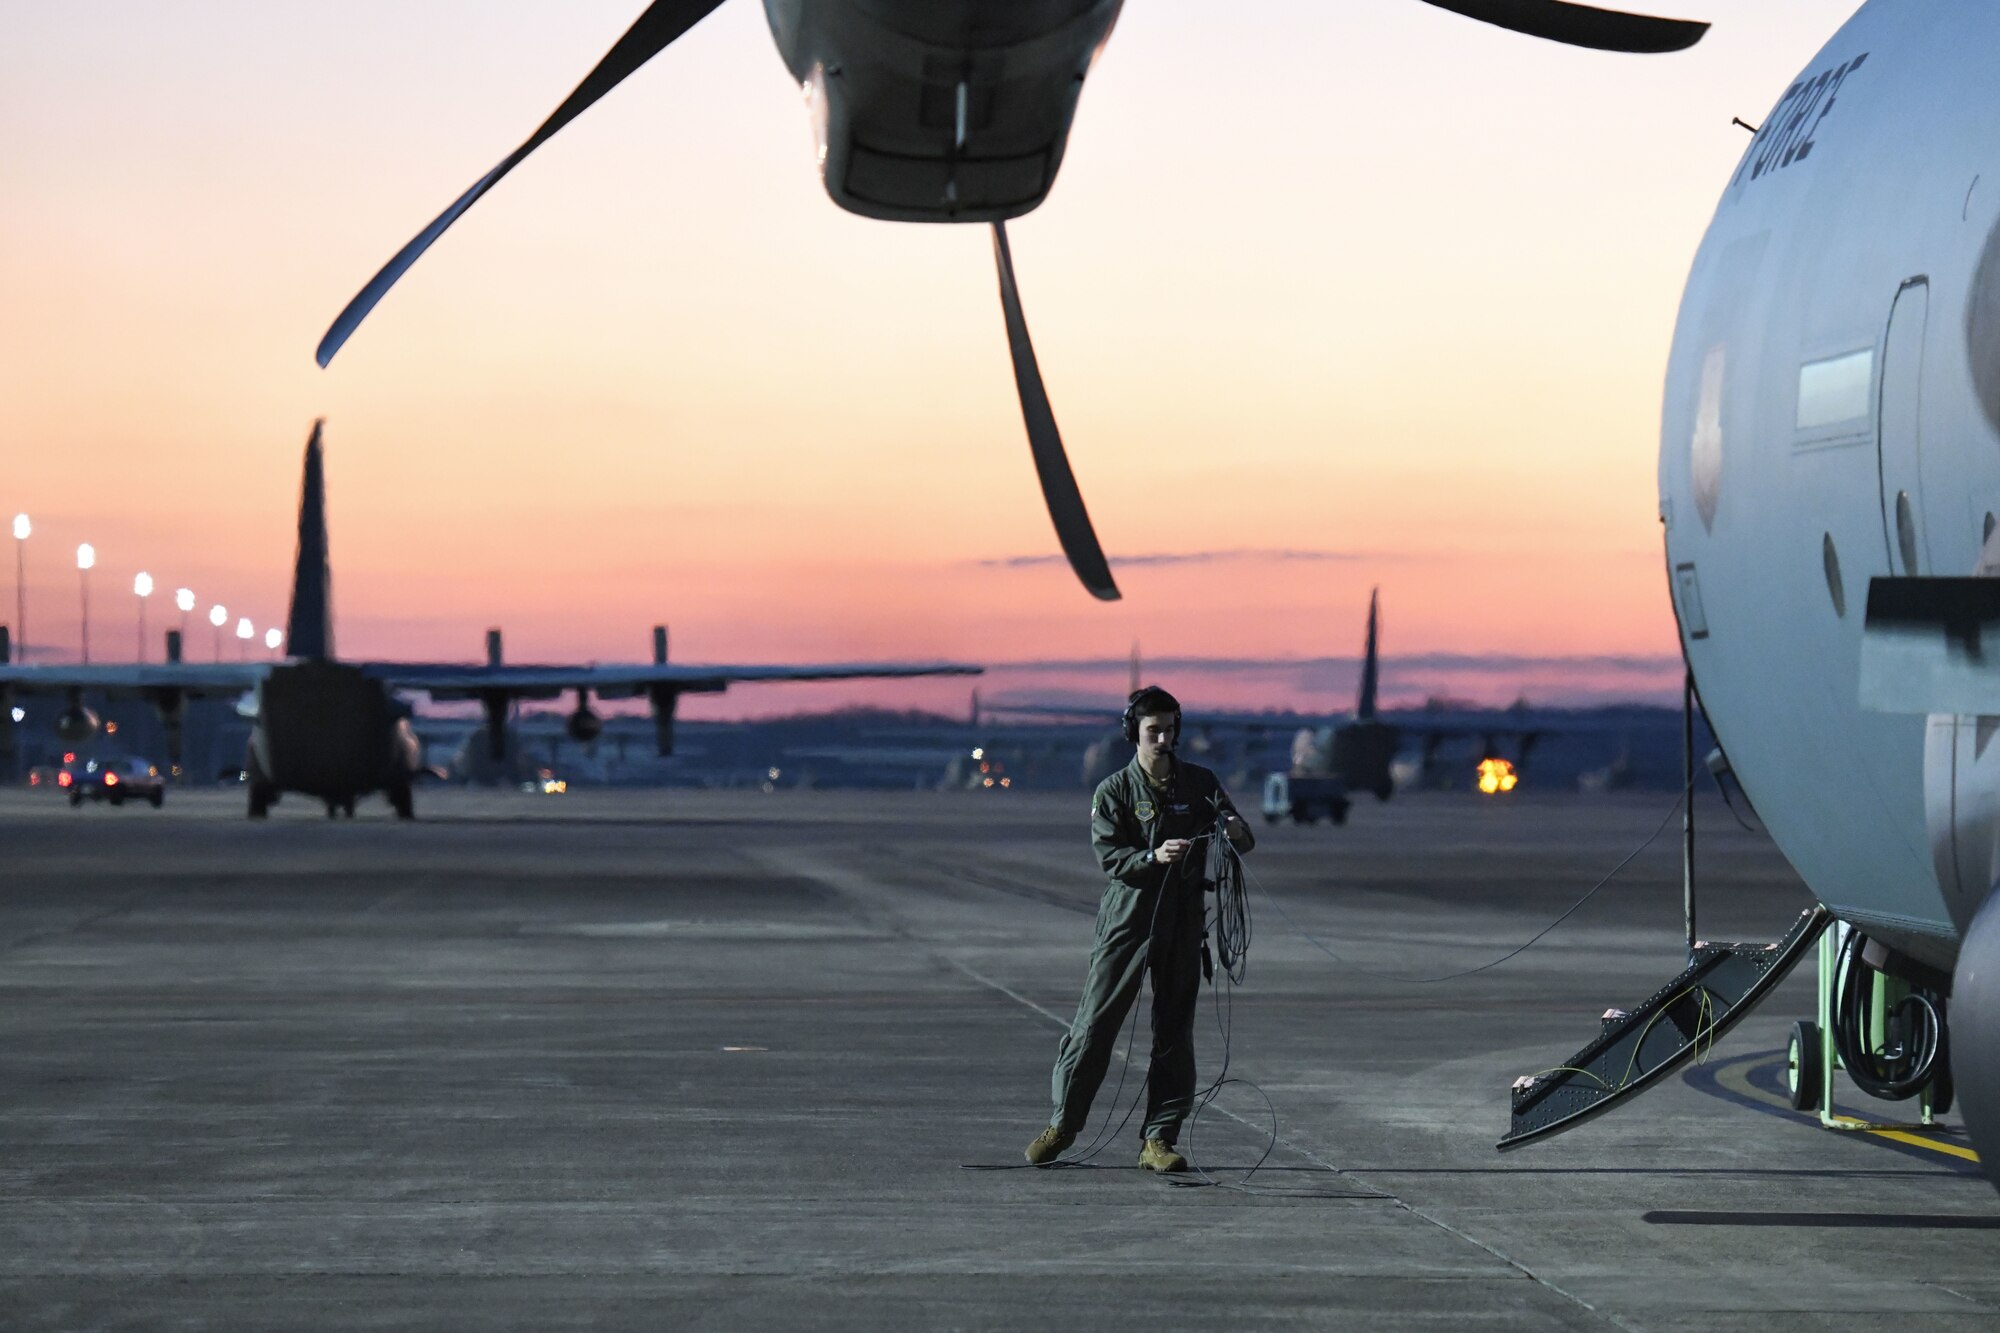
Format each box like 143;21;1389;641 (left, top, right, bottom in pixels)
0;786;1994;1330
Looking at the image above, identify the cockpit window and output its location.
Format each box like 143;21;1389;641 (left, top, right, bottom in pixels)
1795;348;1873;431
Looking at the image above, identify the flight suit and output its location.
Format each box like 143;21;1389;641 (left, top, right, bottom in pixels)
1049;757;1252;1143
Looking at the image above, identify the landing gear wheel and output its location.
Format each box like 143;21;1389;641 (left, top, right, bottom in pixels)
148;790;163;808
248;783;275;819
1787;1019;1822;1112
1330;799;1351;826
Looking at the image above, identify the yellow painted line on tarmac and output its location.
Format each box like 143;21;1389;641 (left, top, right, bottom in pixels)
1702;1051;1981;1166
1827;1115;1982;1164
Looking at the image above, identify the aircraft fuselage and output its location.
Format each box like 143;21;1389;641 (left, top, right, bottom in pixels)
1659;1;1998;972
1657;0;2000;1176
248;661;417;817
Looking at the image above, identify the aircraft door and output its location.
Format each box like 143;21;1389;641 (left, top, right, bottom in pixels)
1877;279;1932;576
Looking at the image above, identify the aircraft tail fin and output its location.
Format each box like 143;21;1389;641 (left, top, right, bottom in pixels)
285;420;334;661
1356;588;1380;720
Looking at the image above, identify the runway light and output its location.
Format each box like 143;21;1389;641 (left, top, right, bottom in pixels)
105;721;118;736
57;770;72;788
176;588;194;613
264;628;283;650
1477;758;1519;795
235;617;252;640
999;777;1012;788
104;771;117;786
133;572;153;598
970;747;984;760
209;604;227;628
11;514;27;541
76;543;94;571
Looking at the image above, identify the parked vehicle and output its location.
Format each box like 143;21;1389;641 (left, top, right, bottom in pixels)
1261;772;1349;826
60;754;165;808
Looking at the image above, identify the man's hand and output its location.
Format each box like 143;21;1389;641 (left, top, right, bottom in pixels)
1155;838;1194;864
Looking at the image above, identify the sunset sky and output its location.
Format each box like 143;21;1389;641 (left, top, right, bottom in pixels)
1;2;1861;717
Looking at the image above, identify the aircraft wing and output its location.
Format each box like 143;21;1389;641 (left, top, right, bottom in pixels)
982;701;1345;730
362;660;982;702
983;700;1639;736
0;663;269;694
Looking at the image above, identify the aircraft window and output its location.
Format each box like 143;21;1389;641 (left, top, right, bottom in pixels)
1822;533;1845;617
1795;348;1874;430
1895;491;1920;575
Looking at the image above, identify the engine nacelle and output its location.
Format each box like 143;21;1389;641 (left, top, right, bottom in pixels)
566;705;603;744
55;706;101;743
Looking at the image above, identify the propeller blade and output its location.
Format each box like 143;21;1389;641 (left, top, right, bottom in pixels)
990;222;1120;603
1414;0;1706;52
317;0;728;367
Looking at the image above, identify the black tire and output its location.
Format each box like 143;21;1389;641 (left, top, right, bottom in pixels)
1372;782;1393;802
67;789;82;808
1290;802;1310;826
1787;1019;1823;1112
108;792;124;807
1330;799;1350;826
248;783;273;819
148;790;163;809
389;777;415;821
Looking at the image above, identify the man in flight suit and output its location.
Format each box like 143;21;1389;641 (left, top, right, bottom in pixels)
1024;685;1256;1171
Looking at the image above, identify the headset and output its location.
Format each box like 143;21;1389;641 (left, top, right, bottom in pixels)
1121;685;1182;744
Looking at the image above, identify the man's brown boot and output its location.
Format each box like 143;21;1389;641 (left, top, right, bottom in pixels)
1024;1125;1075;1164
1138;1138;1188;1173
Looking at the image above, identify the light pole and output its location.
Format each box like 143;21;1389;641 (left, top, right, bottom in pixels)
264;627;283;658
176;588;194;642
133;572;154;662
235;617;253;661
11;514;27;662
209;604;227;662
76;543;95;665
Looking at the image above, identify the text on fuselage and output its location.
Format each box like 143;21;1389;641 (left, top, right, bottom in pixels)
1730;53;1869;192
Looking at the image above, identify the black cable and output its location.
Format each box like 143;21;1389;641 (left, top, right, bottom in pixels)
1250;791;1686;985
1831;929;1945;1102
1169;832;1379;1199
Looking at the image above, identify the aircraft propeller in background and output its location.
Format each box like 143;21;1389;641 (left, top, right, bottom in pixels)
316;0;1707;602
